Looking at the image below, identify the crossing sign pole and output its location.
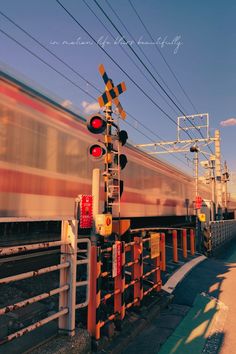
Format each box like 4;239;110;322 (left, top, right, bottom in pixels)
97;64;127;215
104;85;113;214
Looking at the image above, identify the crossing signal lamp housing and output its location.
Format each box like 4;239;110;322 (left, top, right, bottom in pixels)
88;144;106;161
87;114;106;134
118;130;128;146
114;154;128;170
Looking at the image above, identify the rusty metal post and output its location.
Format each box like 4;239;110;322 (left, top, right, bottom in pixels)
182;229;187;259
132;236;143;306
114;241;125;321
160;233;166;271
87;245;101;340
59;220;78;336
153;234;162;292
190;229;195;255
172;230;178;263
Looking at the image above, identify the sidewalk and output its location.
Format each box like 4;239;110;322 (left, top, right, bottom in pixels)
119;239;236;354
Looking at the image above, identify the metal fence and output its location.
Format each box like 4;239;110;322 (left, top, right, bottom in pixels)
0;221;196;345
209;219;236;252
0;218;91;345
87;227;196;340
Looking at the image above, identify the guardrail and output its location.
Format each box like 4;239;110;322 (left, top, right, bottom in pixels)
207;219;236;254
0;221;196;345
0;219;91;345
87;227;196;340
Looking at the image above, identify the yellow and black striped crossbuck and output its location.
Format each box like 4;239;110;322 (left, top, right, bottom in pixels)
98;64;126;119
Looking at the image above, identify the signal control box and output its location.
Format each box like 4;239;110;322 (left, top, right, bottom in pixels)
95;214;112;237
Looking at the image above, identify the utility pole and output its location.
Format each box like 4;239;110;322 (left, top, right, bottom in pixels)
194;150;199;204
209;157;216;221
214;129;222;219
222;161;230;214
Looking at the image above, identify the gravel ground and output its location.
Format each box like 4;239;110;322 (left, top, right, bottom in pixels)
29;328;91;354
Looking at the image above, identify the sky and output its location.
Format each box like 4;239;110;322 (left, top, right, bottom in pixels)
0;0;236;194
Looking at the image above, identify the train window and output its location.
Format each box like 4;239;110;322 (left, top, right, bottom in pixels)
57;131;95;179
0;106;8;158
0;99;47;169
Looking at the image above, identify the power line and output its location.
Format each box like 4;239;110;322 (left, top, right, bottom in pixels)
128;0;198;113
0;10;170;145
81;0;180;117
104;0;189;115
56;0;194;141
92;0;199;136
101;0;200;142
0;10;100;95
93;0;216;154
128;0;215;157
55;0;212;164
0;28;97;101
0;16;194;169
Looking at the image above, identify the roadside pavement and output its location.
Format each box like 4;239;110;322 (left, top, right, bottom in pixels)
119;239;236;354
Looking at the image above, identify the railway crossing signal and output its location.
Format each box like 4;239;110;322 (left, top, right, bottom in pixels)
87;114;107;134
118;130;128;146
89;144;106;160
87;64;128;234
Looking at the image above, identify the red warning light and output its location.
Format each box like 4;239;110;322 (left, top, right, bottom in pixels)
88;144;106;160
91;146;102;158
91;117;103;130
87;114;106;134
106;216;111;226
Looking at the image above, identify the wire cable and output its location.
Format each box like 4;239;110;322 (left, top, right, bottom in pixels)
128;0;198;113
92;0;199;135
128;0;215;156
93;0;215;155
81;0;180;117
0;17;197;169
104;0;189;115
0;10;100;95
56;0;194;141
102;0;201;142
0;28;97;101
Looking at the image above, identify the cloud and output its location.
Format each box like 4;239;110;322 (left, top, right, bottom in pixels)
220;118;236;127
61;99;72;108
81;100;100;114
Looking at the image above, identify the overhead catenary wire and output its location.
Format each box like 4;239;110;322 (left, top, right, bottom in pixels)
0;28;97;101
93;0;215;157
0;10;100;95
0;29;191;169
103;0;189;116
99;0;213;158
0;10;170;145
55;0;195;141
128;0;215;156
92;0;201;138
55;0;210;161
101;0;201;142
81;0;180;118
0;14;203;169
128;0;198;114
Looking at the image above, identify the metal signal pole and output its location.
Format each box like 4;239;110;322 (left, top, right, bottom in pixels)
214;129;223;219
104;99;113;214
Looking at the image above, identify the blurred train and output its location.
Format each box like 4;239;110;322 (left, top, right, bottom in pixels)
0;71;235;225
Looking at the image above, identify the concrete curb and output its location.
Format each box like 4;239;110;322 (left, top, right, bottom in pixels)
162;255;207;294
